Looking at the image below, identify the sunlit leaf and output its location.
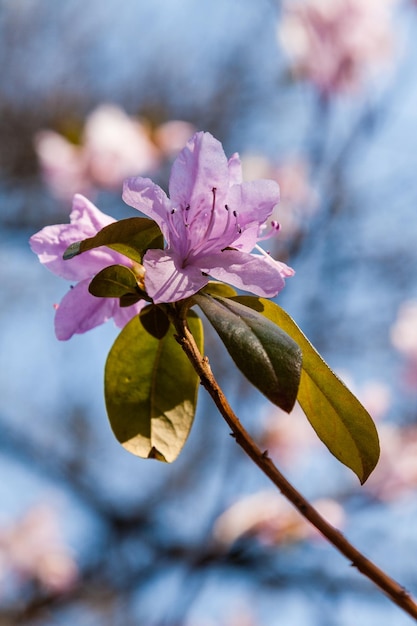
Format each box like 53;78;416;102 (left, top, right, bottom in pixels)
63;217;163;264
233;296;380;484
105;312;203;462
88;264;139;298
200;282;237;298
194;294;302;413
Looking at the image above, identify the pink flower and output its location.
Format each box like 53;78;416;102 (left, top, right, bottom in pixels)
34;104;160;202
0;505;77;594
30;194;145;340
82;104;160;188
123;132;294;304
279;0;396;95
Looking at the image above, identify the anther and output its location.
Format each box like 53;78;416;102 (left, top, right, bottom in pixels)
211;187;217;212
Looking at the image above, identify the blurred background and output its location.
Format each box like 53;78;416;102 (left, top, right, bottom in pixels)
2;0;417;624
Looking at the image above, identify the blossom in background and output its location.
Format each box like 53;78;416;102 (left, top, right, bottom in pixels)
35;104;161;202
0;505;77;596
30;194;145;340
391;300;417;389
123;131;294;304
153;120;197;158
35;104;196;203
213;491;344;547
365;423;417;501
278;0;396;95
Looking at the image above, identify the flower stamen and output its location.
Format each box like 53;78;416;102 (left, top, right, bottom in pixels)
257;220;281;241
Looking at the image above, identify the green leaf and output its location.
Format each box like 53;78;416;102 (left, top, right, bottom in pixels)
63;217;163;264
233;296;380;484
104;312;203;462
119;292;144;308
88;265;139;298
200;282;238;298
139;305;170;339
194;294;302;413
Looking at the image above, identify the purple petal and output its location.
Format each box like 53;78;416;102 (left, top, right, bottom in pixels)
30;194;120;281
70;193;115;232
143;249;208;304
122;176;171;241
54;279;118;340
113;299;146;328
227;152;243;185
168;132;230;210
227;179;280;243
200;249;287;298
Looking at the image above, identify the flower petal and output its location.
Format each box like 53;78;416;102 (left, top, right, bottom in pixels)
201;249;287;298
54;279;118;340
113;299;146;328
143;249;208;304
227;179;280;250
227;152;243;185
122;176;171;241
168;132;230;209
30;194;120;281
71;193;115;233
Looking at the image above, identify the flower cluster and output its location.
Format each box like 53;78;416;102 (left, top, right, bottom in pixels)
123;132;294;304
31;131;293;339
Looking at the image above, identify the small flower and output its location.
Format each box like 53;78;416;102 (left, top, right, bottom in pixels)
123;131;294;304
30;194;145;340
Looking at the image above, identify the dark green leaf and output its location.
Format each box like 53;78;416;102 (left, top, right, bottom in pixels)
139;305;170;339
63;217;163;264
119;292;145;308
194;294;302;413
104;312;203;462
233;296;380;484
89;265;139;298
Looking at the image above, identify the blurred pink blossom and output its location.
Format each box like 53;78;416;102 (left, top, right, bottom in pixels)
260;402;320;467
154;120;196;157
391;300;417;389
213;491;344;547
35;104;160;201
0;505;77;595
278;0;396;95
365;423;417;501
83;105;160;188
357;380;391;422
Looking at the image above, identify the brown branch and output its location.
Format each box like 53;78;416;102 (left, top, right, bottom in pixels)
172;312;417;622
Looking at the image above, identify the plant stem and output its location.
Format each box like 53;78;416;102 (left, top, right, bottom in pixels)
173;312;417;622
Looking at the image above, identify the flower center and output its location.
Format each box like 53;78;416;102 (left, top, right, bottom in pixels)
167;187;241;265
